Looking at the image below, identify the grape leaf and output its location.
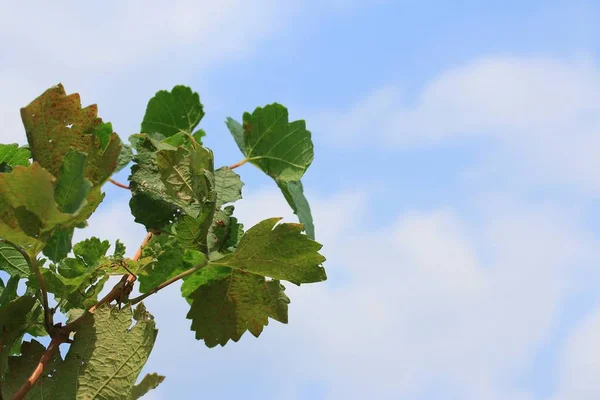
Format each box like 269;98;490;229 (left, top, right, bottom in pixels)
35;237;112;311
3;305;158;399
0;295;36;380
131;373;165;400
0;143;30;172
0;276;20;307
0;242;29;278
214;167;243;208
241;103;314;182
226;111;316;238
0;163;74;251
54;149;92;214
210;218;326;285
224;117;247;157
187;273;289;347
129;135;216;233
277;180;315;239
20;83;122;185
42;227;74;263
138;234;205;293
141;85;205;141
116;143;134;173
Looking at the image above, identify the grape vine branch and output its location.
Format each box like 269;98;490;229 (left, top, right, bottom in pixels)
0;84;326;399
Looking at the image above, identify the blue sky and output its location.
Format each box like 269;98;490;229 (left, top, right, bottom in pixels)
2;1;600;399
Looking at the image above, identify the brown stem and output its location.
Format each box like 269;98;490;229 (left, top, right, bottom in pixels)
11;337;64;400
228;158;248;169
108;178;130;190
10;232;154;399
60;232;152;333
128;259;208;305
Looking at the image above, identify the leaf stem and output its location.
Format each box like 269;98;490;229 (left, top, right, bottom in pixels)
29;257;53;334
228;158;248;169
108;178;130;190
128;258;208;305
11;336;64;400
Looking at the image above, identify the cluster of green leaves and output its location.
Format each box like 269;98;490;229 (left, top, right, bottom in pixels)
0;83;326;398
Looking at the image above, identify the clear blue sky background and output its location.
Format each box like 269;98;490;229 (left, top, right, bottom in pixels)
2;1;600;399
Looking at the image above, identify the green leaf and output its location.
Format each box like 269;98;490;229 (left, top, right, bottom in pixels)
187;273;289;347
114;240;127;258
225;117;247;156
20;83;122;185
0;143;30;172
54;150;92;214
240;103;314;182
180;265;231;300
211;218;326;285
227;106;317;237
42;227;74;263
141;85;205;140
138;234;205;293
129;135;216;232
3;305;159;399
0;276;20;307
116;143;134;173
131;373;165;400
214;167;243;208
0;242;29;278
0;163;74;251
36;237;112;311
0;295;36;379
156;145;214;218
73;237;111;267
277;180;315;239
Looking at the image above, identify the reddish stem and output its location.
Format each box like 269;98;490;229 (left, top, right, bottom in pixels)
108;178;130;190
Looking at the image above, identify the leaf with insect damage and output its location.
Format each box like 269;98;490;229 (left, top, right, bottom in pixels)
187;272;289;347
20;84;122;185
129;135;216;236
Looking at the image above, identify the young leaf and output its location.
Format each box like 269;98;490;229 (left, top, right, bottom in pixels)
187;273;289;347
20;83;122;185
0;143;30;172
141;85;205;141
210;218;326;285
241;103;314;182
0;242;29;278
277;180;315;239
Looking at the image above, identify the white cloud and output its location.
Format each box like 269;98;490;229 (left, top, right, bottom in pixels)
315;56;600;193
552;307;600;399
